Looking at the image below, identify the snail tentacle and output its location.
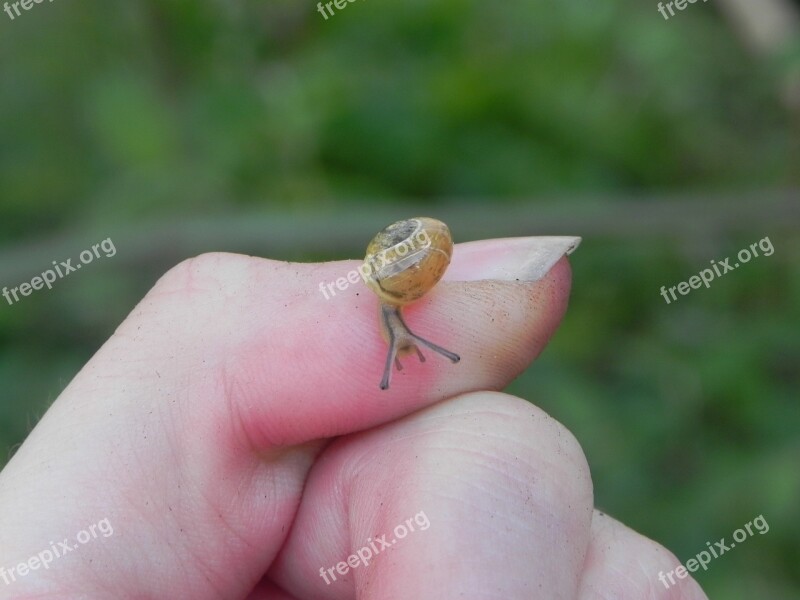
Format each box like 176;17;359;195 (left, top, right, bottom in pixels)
365;217;460;389
378;303;459;389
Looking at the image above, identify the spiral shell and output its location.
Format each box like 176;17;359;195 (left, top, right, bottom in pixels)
363;217;453;306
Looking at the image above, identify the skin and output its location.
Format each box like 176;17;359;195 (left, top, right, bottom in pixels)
0;237;707;599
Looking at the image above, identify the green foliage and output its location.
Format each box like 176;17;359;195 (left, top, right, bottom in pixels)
0;0;798;597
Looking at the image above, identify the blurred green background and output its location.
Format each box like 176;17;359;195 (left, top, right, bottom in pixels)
1;0;799;597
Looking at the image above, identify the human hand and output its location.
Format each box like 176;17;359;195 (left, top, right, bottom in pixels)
0;237;707;599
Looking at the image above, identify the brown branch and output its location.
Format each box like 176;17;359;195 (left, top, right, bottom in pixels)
0;191;798;284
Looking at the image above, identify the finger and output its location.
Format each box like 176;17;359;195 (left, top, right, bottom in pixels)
268;391;594;599
195;235;580;448
578;511;709;600
0;236;577;598
65;236;577;450
444;235;580;281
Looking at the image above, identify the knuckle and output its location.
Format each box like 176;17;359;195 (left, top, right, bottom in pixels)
155;252;231;294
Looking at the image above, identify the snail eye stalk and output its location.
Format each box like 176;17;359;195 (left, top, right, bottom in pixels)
379;304;460;390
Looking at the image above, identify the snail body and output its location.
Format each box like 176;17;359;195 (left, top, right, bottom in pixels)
363;217;460;389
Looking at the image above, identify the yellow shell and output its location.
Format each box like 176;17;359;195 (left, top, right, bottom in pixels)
363;217;453;306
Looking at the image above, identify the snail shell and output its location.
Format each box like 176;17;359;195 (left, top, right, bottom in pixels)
363;217;453;306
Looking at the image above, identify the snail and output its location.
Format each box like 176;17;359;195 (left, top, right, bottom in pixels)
362;217;460;389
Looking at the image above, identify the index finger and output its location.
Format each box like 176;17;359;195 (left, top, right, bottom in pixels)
0;235;579;599
121;235;579;449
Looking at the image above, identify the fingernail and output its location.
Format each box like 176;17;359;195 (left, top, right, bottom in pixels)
446;236;581;282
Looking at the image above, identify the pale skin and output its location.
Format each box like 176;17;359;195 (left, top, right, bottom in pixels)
0;237;707;599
